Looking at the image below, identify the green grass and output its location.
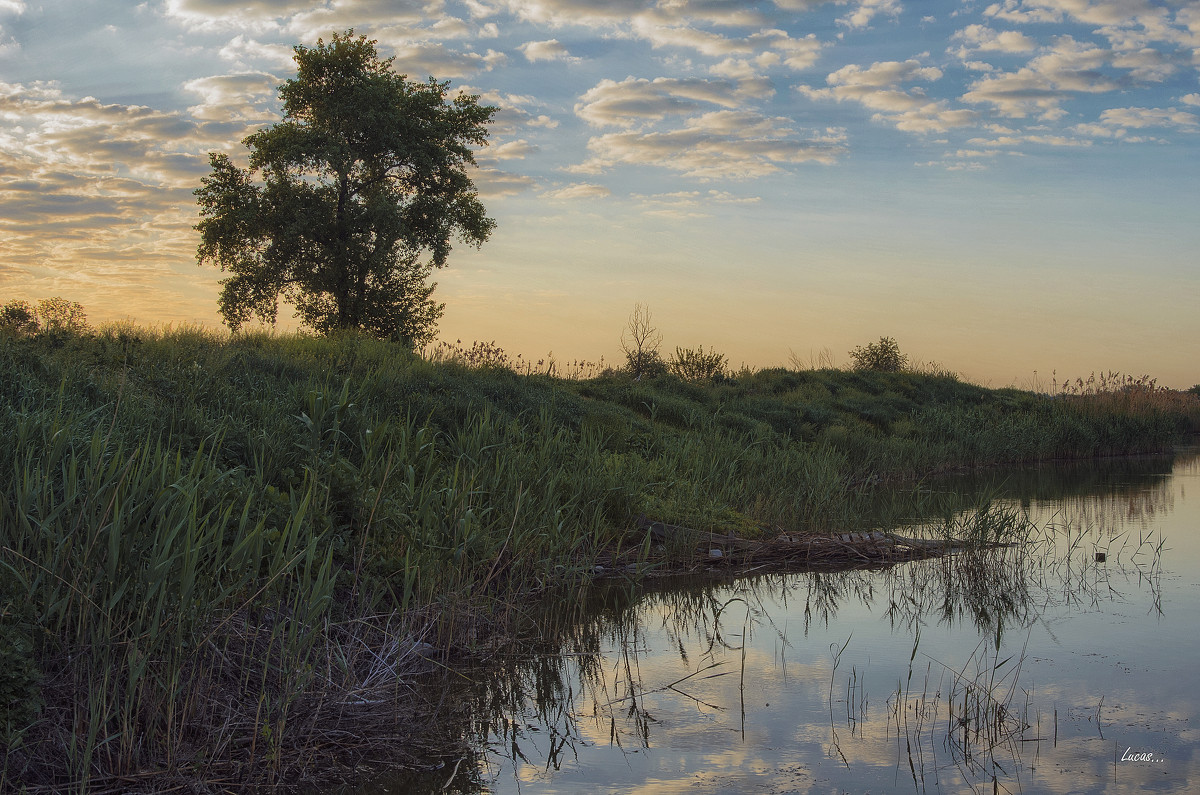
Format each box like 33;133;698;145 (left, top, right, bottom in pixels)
1;323;1196;791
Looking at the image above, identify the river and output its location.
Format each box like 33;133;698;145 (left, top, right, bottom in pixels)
365;449;1200;794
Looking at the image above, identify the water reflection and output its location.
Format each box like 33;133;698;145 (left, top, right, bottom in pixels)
384;449;1199;794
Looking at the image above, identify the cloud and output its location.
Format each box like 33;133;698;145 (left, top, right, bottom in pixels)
218;35;297;70
484;1;825;77
471;167;536;197
799;59;977;133
490;139;539;159
950;24;1037;56
518;38;578;62
965;132;1092;146
0;81;218;309
572;111;847;179
983;0;1199;57
881;106;980;133
497;0;770;28
1069;104;1200;141
165;0;446;34
385;41;500;78
541;182;611;199
631;21;826;72
983;0;1064;25
1111;47;1176;81
457;86;561;135
575;76;766;127
826;60;944;88
497;0;648;26
961;36;1118;118
838;0;902;29
1096;105;1200;130
633;188;761;218
183;72;280;122
164;0;321;31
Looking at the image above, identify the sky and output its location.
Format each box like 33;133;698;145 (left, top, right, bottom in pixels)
1;1;1197;388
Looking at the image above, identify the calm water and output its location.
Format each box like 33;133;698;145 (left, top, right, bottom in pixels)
383;450;1200;794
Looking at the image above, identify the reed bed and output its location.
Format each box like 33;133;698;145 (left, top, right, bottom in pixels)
1;324;1196;791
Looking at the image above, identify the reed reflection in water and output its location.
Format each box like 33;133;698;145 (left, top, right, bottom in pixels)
385;450;1200;794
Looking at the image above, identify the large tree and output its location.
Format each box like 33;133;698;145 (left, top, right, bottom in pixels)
195;31;496;345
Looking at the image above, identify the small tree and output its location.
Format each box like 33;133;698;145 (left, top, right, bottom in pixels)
668;345;727;382
196;31;496;346
0;300;38;335
849;336;908;373
36;297;88;333
620;303;664;378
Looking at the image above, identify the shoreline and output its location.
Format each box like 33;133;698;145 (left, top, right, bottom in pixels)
2;326;1197;792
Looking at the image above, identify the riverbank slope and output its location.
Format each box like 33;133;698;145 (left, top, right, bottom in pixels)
2;326;1196;791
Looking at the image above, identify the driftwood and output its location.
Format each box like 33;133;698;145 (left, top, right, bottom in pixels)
633;515;972;570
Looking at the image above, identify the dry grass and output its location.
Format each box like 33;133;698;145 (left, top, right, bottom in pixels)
1054;370;1200;431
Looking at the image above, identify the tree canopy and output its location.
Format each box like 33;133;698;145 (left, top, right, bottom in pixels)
195;31;496;345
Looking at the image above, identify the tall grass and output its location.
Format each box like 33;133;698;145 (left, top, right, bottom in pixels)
1;324;1196;790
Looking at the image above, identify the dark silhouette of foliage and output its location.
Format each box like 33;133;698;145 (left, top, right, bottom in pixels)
1;298;87;335
849;336;909;373
0;300;38;335
195;31;496;345
668;345;727;382
36;297;88;333
620;303;665;378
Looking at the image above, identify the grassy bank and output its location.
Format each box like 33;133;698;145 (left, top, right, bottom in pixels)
2;325;1197;791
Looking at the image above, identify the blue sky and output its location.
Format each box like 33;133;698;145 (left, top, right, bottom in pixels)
1;0;1197;386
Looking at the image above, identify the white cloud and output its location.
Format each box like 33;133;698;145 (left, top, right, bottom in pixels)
385;42;497;78
881;105;980;132
798;59;974;132
457;87;561;135
286;0;444;38
826;59;943;88
575;76;766;127
0;80;225;311
490;139;539;159
632;188;762;217
518;38;577;62
164;0;319;31
966;132;1091;146
573;112;847;179
541;182;611;199
983;0;1199;57
838;0;902;29
1096;105;1200;130
498;0;649;26
950;24;1037;56
961;36;1117;118
983;0;1063;24
1111;47;1175;81
472;167;536;197
632;21;826;72
183;73;280;122
218;35;296;71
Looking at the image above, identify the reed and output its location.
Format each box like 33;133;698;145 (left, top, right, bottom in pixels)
1;323;1195;790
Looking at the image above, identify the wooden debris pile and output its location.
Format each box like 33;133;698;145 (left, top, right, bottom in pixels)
634;516;961;570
